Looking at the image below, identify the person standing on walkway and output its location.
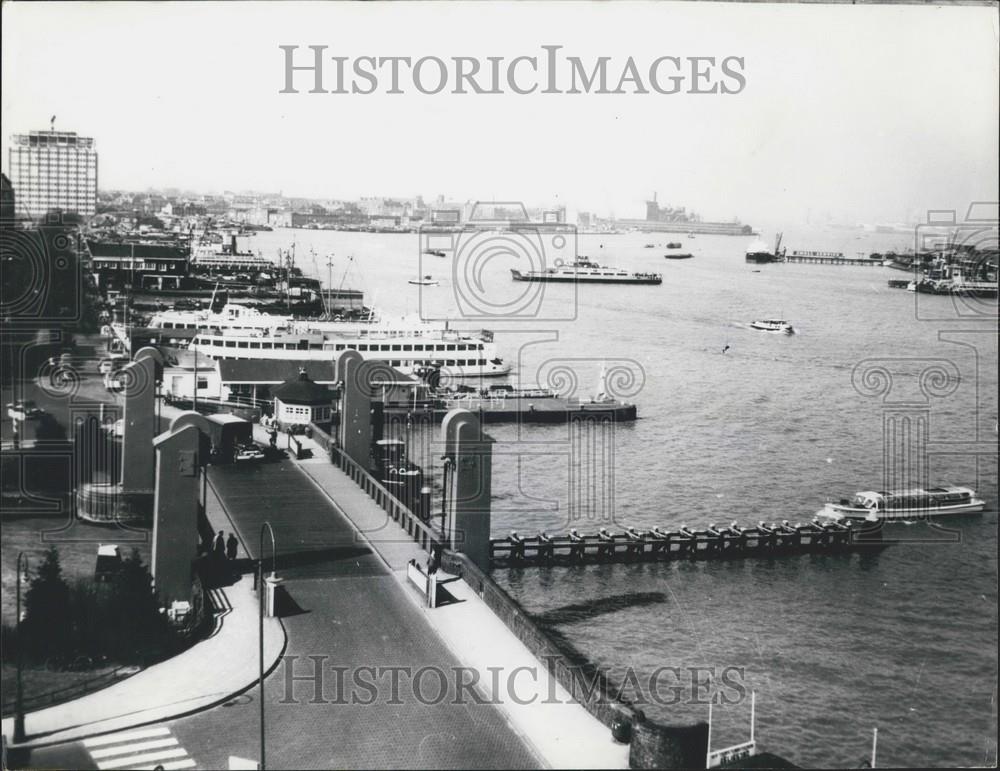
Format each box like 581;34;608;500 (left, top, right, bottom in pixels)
226;532;238;562
213;530;226;561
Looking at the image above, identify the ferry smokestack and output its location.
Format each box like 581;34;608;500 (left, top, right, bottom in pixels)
230;234;238;255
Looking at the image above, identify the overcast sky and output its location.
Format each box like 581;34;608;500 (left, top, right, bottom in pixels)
2;1;998;227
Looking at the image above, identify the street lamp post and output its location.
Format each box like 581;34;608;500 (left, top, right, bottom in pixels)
439;456;453;546
258;522;277;770
14;552;28;743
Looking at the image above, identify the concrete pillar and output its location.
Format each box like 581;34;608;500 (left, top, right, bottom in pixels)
336;350;372;467
119;347;163;496
151;412;210;605
442;409;494;572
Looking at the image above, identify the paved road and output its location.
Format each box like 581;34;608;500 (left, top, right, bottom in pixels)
7;430;539;769
211;459;538;769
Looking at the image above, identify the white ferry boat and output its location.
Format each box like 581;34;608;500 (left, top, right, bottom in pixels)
139;303;511;378
186;326;510;378
750;319;794;334
148;303;292;334
510;257;662;285
819;486;986;521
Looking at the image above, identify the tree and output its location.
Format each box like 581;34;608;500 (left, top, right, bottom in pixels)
23;546;72;661
110;550;171;662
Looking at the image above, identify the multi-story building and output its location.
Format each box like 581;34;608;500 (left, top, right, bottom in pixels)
8;130;98;219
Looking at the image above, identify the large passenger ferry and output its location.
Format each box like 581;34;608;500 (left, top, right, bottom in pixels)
818;486;986;521
511;257;662;285
184;326;509;378
128;304;511;378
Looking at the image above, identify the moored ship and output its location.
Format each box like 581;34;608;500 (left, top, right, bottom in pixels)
185;327;510;378
818;486;986;521
511;257;662;285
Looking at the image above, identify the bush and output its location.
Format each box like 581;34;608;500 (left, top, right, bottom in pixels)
14;547;180;668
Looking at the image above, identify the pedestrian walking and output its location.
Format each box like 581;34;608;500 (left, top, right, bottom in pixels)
226;532;238;561
269;426;278;449
213;530;226;560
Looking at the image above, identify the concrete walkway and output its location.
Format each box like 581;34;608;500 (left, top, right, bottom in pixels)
290;432;629;769
1;471;286;749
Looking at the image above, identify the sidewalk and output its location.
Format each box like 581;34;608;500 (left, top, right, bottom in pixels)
291;432;629;769
1;469;286;749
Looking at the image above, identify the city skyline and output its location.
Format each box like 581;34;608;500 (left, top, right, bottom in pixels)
3;2;998;229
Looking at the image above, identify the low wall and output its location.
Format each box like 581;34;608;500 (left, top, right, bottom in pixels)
442;550;709;769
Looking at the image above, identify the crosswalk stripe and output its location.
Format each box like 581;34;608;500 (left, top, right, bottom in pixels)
84;728;172;748
90;737;179;759
96;747;188;770
138;760;197;771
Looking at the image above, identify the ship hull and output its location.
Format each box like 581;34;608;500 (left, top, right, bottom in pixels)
511;270;662;285
819;499;986;521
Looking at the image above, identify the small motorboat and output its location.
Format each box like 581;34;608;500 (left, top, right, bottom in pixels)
423;249;447;258
666;242;683;249
750;319;794;334
643;243;656;248
687;233;696;239
409;275;439;286
663;253;694;260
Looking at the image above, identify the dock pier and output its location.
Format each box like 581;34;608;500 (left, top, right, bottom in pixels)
783;250;884;266
491;521;884;567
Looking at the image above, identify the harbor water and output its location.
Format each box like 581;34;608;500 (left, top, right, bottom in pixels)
250;226;998;768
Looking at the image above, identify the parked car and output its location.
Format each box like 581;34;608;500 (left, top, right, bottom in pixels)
234;443;266;463
6;400;44;420
99;355;127;375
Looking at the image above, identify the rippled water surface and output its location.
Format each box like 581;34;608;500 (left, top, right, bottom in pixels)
253;226;998;768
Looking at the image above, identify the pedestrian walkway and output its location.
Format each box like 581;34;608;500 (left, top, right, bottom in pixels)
2;478;285;750
82;726;196;770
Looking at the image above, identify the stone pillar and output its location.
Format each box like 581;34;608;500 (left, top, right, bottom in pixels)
151;411;210;605
120;347;163;494
629;720;708;769
336;350;372;467
442;409;494;572
77;347;163;524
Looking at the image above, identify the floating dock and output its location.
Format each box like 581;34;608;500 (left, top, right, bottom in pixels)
383;396;637;424
784;251;884;266
490;521;884;567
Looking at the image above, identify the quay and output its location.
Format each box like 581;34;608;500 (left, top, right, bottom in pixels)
491;521;886;567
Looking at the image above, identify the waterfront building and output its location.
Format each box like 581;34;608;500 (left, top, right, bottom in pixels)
8;129;98;219
87;239;191;289
271;369;336;425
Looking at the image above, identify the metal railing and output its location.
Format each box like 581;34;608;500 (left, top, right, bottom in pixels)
0;663;140;717
332;447;444;554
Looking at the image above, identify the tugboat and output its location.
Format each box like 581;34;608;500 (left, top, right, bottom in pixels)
666;242;683;249
749;318;794;334
511;257;662;285
746;233;786;263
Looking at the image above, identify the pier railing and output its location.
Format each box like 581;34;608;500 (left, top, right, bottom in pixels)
331;445;443;554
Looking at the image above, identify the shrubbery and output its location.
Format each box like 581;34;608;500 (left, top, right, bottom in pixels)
4;545;181;668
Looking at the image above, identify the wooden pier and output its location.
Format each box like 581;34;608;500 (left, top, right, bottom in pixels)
490;521;885;567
